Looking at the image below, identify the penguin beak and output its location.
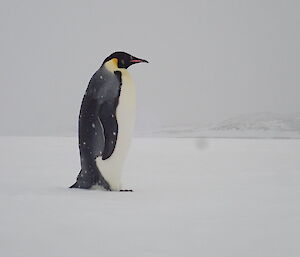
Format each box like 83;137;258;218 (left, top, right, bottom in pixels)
130;57;149;64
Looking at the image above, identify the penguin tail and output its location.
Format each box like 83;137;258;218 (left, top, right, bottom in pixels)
69;180;91;189
69;165;111;190
69;168;98;189
69;182;78;188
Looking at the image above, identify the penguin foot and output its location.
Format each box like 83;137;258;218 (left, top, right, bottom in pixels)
120;189;133;192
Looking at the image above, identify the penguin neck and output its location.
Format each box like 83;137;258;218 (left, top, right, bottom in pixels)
104;58;130;77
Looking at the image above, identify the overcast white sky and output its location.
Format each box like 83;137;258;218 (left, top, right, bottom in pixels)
0;0;299;136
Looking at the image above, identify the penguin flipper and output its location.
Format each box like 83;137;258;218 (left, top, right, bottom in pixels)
98;101;119;160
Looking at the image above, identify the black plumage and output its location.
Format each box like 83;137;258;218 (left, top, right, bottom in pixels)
70;65;122;190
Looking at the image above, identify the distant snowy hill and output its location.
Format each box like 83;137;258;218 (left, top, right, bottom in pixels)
137;113;300;138
212;112;300;132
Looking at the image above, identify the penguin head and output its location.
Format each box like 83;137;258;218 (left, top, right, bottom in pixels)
103;51;148;69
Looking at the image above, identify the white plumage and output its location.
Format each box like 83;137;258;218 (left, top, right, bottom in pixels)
96;60;136;191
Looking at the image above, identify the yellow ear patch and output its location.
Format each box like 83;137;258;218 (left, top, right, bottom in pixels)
104;57;122;73
112;58;118;67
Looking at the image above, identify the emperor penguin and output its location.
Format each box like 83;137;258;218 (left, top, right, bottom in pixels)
70;51;148;191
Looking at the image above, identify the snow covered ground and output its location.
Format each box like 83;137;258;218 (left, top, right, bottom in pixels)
0;137;300;257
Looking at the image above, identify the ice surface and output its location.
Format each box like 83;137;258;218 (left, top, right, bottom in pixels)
0;137;300;257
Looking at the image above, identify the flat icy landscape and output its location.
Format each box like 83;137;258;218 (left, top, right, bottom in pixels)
0;137;300;257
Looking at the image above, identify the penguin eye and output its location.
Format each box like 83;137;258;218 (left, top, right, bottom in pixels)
121;59;125;65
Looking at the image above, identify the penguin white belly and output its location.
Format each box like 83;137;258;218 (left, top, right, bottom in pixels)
96;71;136;191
